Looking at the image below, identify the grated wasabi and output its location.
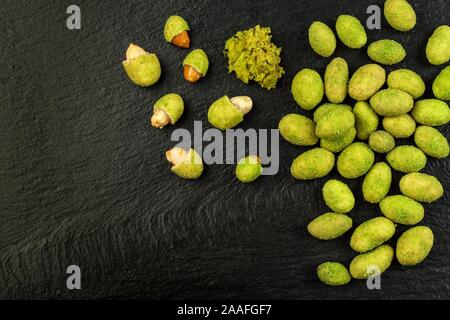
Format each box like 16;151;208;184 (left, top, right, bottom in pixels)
224;25;285;90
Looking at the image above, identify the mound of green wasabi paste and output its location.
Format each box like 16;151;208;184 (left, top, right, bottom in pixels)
224;25;285;90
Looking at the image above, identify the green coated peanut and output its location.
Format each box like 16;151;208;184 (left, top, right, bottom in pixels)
308;213;353;240
362;162;392;204
426;25;450;65
337;143;374;179
349;245;394;279
324;57;349;103
353;101;379;140
167;147;203;180
396;226;434;266
380;195;424;225
335;15;367;49
151;93;184;128
291;148;335;180
432;65;450;101
164;15;190;43
278;114;318;146
412;99;450;126
322;179;355;214
382;114;416;138
315;107;355;139
308;21;336;57
399;173;444;203
317;262;351;286
122;43;161;87
367;39;406;65
387;69;425;98
320;128;356;153
348;64;386;101
313;103;352;123
370;88;414;117
384;0;416;32
368;131;395;153
414;126;449;159
291;69;324;110
207;96;252;130
387;146;427;173
235;156;262;183
183;49;209;76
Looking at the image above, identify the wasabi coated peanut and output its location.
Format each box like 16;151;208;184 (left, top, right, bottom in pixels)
208;96;253;130
384;0;416;32
367;39;406;65
122;43;161;87
382;114;416;138
397;226;434;266
370;88;414;117
278;114;318;146
414;126;449;159
317;262;351;286
426;25;450;65
387;69;425;99
315;108;355;139
235;156;262;183
432;65;450;101
412;99;450;126
313;103;352;123
348;64;386;101
224;25;284;90
362;162;392;204
164;15;190;48
400;173;444;203
337;143;374;179
353;101;379;140
320;128;356;153
151;93;184;129
322;180;355;214
350;217;395;253
325;57;348;103
291;148;335;180
308;213;353;240
291;69;324;110
183;49;209;83
166;147;203;179
308;21;336;57
335;15;367;49
387;146;427;173
368;131;395;153
380;195;424;225
349;245;394;279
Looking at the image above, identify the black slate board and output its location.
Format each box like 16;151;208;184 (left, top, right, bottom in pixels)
0;0;449;299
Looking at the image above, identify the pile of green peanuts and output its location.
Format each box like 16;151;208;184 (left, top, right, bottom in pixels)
283;0;449;286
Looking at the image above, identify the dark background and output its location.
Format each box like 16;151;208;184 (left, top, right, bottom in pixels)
1;0;449;299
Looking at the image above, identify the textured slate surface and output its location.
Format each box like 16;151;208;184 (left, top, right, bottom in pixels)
0;0;449;299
